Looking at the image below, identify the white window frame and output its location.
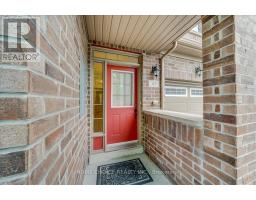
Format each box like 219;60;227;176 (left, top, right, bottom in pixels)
165;86;188;97
111;70;135;108
190;88;203;97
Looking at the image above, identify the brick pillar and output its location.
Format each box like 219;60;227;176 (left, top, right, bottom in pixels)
202;15;256;184
235;16;256;184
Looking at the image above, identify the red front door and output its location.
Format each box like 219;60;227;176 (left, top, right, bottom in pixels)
107;64;137;145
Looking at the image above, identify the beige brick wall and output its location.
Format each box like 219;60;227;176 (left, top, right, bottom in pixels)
235;16;256;184
164;55;202;82
142;54;161;110
0;16;89;184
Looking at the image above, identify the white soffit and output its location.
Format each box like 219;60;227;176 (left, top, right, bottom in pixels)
85;15;201;53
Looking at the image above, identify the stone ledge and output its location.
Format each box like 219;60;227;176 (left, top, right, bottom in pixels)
143;109;203;128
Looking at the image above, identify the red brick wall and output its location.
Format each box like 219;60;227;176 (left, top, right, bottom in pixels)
144;113;203;184
143;112;237;184
0;16;89;184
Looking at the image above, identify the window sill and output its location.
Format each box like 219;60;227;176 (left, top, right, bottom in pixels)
143;109;203;128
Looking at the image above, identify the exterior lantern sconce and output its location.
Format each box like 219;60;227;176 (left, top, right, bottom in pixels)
195;65;203;77
151;65;160;77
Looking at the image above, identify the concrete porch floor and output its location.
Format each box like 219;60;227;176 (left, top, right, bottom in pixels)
83;152;176;185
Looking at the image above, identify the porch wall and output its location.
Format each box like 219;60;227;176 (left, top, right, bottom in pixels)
144;112;205;184
0;16;89;184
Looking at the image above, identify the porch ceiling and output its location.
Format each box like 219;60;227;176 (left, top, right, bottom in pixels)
85;15;201;53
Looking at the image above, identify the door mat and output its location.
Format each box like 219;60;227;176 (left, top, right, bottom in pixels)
96;158;153;185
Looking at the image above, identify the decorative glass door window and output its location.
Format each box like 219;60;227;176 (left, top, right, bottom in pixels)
111;71;134;107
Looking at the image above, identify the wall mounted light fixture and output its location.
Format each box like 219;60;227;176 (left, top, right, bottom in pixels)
151;65;160;77
195;65;203;77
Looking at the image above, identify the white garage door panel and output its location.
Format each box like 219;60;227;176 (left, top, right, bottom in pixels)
164;85;203;115
164;102;188;113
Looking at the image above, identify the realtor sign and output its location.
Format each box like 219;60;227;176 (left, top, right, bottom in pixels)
0;16;40;62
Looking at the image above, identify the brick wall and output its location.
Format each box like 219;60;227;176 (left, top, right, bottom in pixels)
143;15;256;185
164;55;202;83
144;113;206;184
235;16;256;184
202;15;238;184
143;112;237;184
142;54;161;110
202;15;256;184
0;16;89;184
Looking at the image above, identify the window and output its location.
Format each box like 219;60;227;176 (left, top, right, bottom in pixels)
80;54;87;117
111;70;134;107
93;62;104;133
165;86;187;97
190;88;203;97
192;24;201;33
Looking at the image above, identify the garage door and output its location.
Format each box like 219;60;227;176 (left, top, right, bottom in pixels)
164;84;203;115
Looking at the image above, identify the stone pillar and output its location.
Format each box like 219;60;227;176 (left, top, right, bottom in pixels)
202;15;256;184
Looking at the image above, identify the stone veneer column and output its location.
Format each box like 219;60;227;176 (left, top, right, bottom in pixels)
202;15;256;184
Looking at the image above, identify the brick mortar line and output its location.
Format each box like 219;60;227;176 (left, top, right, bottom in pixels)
0;65;28;70
0;172;28;184
203;119;239;128
202;54;235;66
203;16;232;37
0;52;79;84
28;93;80;99
203;29;234;48
28;68;80;93
24;114;86;176
202;41;235;57
0;93;27;97
203;161;234;184
203;126;238;134
61;132;87;182
0;106;78;126
181;159;206;183
238;169;256;183
39;19;80;73
164;55;203;63
203;154;237;179
0;114;74;155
